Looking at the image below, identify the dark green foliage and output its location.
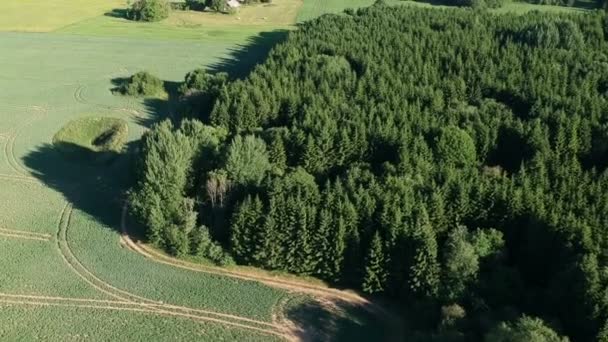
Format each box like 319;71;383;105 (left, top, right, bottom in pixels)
184;0;206;11
179;70;228;97
206;0;230;13
485;316;569;342
434;126;477;168
362;231;387;294
127;0;170;22
132;5;608;341
225;135;271;187
120;71;164;97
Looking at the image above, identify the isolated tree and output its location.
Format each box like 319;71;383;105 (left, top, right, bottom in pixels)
121;71;164;97
127;0;170;22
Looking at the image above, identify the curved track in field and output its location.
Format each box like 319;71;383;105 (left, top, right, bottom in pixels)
55;202;293;340
2;108;48;180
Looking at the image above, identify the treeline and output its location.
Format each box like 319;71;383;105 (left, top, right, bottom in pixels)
130;5;608;341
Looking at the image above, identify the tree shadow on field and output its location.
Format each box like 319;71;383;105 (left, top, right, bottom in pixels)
285;297;400;342
110;77;182;128
208;29;289;79
180;29;288;122
23;29;289;238
23;141;139;234
104;9;129;19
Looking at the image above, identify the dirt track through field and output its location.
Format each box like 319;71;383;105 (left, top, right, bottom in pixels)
3;109;48;178
55;202;293;340
0;228;51;242
120;204;371;306
0;173;43;185
120;203;406;340
0;297;288;338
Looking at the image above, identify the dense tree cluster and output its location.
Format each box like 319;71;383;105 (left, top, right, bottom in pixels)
118;71;165;97
130;5;608;340
126;0;170;22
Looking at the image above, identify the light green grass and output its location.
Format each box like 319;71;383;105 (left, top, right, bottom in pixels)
0;0;125;32
0;305;279;341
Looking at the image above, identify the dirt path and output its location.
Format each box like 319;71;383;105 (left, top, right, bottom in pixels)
120;203;408;340
120;204;373;307
56;202;294;340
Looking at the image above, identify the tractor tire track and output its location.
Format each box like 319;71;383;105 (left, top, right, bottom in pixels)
0;228;51;242
3;109;48;178
0;173;42;186
0;298;289;339
57;202;291;339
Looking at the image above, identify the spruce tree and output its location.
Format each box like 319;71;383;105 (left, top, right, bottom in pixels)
362;231;388;294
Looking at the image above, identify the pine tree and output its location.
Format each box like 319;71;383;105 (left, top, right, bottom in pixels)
230;195;264;264
408;208;440;298
269;135;287;173
362;231;388;294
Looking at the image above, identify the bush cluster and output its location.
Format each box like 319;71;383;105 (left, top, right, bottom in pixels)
126;0;170;22
120;71;164;97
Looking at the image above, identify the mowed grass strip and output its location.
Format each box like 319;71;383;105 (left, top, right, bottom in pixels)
0;0;125;32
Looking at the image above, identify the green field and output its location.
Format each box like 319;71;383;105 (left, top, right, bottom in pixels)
0;0;591;340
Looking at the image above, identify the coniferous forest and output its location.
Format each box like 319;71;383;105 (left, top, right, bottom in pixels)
130;4;608;340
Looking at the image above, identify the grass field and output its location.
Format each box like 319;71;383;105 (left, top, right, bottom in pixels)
0;0;590;340
0;0;125;32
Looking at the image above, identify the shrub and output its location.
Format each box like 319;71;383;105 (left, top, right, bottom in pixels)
185;0;206;11
127;0;170;22
179;69;228;96
207;0;230;13
121;71;164;97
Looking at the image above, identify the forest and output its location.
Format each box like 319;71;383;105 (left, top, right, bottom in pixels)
129;4;608;341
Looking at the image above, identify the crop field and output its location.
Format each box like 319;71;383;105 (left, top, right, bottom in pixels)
0;0;395;340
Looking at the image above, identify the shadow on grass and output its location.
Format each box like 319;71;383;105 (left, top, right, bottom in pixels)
110;78;182;127
207;30;289;79
110;30;288;124
24;29;288;240
23;142;138;234
104;9;129;19
285;297;396;342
